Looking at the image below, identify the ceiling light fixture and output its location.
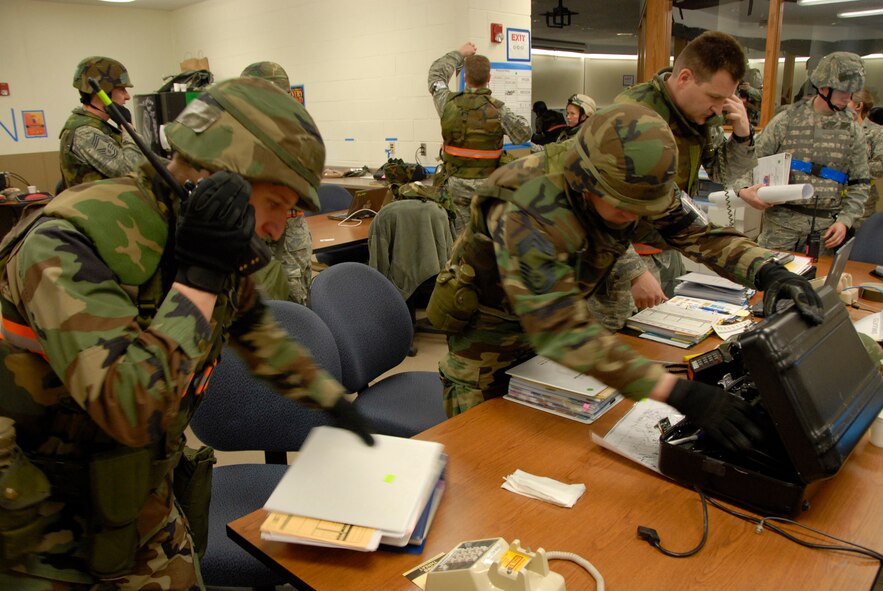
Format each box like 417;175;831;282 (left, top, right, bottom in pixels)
796;0;861;5
838;7;883;17
544;0;579;28
100;0;136;3
533;49;638;60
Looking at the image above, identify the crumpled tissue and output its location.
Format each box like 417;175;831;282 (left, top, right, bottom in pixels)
501;469;586;508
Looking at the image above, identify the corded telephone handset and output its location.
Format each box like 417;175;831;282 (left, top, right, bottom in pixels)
424;537;604;591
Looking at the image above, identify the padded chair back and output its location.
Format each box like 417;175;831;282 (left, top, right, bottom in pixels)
190;301;339;453
850;212;883;264
310;263;414;392
317;184;353;214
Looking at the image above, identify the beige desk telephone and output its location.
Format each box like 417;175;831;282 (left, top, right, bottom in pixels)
424;537;604;591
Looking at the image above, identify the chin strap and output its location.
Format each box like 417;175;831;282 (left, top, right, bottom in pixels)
816;87;843;112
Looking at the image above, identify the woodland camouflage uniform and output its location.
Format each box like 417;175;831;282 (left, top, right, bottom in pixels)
739;52;870;255
59;56;144;190
586;69;760;330
428;49;531;236
241;61;313;304
437;104;776;416
0;78;344;589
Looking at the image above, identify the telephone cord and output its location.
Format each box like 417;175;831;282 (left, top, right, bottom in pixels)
545;551;605;591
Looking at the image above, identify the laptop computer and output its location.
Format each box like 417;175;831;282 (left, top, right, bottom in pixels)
263;426;446;536
823;236;855;290
327;189;390;221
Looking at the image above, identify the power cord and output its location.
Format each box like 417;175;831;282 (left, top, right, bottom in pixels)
336;208;377;226
546;551;605;591
637;486;709;557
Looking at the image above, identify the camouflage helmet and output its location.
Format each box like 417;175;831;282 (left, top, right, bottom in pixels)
810;52;865;93
241;61;291;93
567;93;597;117
73;56;133;94
164;77;324;212
562;103;677;216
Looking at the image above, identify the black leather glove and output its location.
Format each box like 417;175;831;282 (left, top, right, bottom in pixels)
754;262;824;324
667;379;763;453
175;171;254;294
327;399;375;446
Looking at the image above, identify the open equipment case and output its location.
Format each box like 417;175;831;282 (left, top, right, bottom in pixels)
659;286;883;517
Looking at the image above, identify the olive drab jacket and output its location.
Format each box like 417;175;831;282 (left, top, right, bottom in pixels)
616;71;757;195
441;89;505;179
454;151;775;400
0;165;345;577
58;106;144;190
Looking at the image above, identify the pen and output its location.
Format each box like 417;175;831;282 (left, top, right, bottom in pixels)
668;434;699;446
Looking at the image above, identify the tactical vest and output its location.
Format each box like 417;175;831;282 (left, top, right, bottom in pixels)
780;102;855;208
0;173;233;576
58;108;125;190
441;89;505;180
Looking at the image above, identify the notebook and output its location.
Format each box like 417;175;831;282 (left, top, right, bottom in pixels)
824;236;854;290
263;426;446;537
327;189;389;220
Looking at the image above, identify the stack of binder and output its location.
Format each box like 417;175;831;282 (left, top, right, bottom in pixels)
504;356;622;423
674;272;755;306
260;426;446;552
625;296;748;348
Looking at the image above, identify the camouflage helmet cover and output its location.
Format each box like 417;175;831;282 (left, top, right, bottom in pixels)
810;52;865;93
73;56;133;94
567;93;597;117
241;61;291;93
562;103;677;216
164;77;325;212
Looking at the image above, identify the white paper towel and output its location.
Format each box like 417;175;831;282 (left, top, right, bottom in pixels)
501;469;586;508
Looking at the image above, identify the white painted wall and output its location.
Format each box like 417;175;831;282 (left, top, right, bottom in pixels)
0;0;175;157
532;55;639;111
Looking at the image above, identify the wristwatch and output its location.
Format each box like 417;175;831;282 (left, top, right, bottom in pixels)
732;127;754;145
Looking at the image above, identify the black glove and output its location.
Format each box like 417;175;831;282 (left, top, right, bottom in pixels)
327;399;375;446
754;262;824;324
667;379;763;454
175;171;254;294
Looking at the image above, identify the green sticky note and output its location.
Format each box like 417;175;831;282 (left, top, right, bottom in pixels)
384;474;396;484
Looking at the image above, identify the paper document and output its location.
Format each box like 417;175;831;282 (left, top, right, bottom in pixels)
854;311;883;341
591;399;683;474
707;183;812;208
260;513;382;551
753;152;792;186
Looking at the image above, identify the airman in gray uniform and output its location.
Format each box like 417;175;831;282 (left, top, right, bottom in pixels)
738;52;870;255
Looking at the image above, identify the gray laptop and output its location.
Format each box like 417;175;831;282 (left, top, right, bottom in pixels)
327;189;389;221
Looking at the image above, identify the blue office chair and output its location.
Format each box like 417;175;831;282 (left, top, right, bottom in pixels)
850;211;883;265
189;300;340;590
315;184;369;266
309;262;447;437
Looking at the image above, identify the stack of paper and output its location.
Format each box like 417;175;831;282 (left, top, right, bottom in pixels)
504;356;623;423
626;296;749;348
261;426;446;551
674;272;755;306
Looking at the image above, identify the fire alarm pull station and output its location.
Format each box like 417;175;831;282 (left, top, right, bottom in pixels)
491;23;504;43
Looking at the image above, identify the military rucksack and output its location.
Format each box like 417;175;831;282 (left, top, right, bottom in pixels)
373;158;427;185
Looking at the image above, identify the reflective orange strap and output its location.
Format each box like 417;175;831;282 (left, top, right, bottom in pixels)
1;317;49;360
633;243;664;256
443;145;503;159
287;210;304;218
192;358;219;396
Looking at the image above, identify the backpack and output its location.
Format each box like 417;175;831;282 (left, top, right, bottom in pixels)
156;70;214;93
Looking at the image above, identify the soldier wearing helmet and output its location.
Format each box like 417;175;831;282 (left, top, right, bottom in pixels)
557;93;597;141
430;103;822;452
0;77;372;589
240;61;314;305
847;89;883;228
428;41;531;236
736;51;870;256
58;56;144;190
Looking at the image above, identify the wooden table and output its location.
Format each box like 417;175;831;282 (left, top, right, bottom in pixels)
227;258;883;591
305;210;373;253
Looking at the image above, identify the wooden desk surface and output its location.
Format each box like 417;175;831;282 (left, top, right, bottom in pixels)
321;175;387;192
305;211;372;253
228;257;883;591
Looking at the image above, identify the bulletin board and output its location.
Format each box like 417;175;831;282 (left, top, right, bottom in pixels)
460;62;532;147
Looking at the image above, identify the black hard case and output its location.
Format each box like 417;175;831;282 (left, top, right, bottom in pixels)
659;287;883;516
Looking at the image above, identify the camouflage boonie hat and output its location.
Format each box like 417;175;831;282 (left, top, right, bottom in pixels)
567;94;597;117
810;52;865;93
563;103;677;216
73;56;132;94
164;77;325;212
241;61;291;93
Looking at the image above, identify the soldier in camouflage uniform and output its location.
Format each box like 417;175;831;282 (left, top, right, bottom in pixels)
59;56;145;191
848;89;883;227
737;52;870;256
556;93;596;142
428;42;531;237
433;103;824;453
241;61;313;304
592;31;760;331
0;77;372;590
